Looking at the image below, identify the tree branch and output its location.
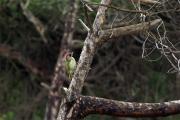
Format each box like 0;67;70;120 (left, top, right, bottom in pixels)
102;21;130;29
20;1;48;43
68;95;180;119
0;44;48;79
68;0;111;97
99;19;162;42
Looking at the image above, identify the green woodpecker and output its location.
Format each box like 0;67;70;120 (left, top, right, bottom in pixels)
63;51;76;80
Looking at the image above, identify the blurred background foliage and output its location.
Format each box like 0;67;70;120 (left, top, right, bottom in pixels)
0;0;180;120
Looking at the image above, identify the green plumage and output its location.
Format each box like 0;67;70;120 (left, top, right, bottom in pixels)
65;56;76;80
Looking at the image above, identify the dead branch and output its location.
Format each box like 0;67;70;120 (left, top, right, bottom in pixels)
103;21;130;29
20;1;48;43
68;95;180;119
131;0;161;5
99;19;162;42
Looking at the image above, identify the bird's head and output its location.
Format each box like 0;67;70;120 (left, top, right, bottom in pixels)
62;50;73;61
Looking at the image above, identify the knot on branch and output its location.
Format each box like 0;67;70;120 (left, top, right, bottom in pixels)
61;87;79;103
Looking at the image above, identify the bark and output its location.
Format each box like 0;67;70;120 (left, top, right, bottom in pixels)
103;21;130;29
62;95;180;119
71;96;180;119
99;19;162;41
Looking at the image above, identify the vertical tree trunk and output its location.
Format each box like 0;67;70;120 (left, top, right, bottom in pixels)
44;0;79;120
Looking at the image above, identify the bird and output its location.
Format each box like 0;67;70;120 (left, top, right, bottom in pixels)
63;51;77;80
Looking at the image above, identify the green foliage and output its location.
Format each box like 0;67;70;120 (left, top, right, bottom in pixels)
0;0;7;4
0;112;15;120
0;59;45;120
0;67;24;107
148;71;169;101
32;107;44;120
29;0;68;17
162;115;180;120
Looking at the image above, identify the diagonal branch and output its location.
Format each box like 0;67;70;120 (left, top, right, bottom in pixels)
0;44;48;79
68;0;111;97
68;95;180;119
20;1;48;43
102;21;130;29
99;19;162;42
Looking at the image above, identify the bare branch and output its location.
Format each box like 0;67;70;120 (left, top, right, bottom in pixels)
78;19;90;32
131;0;161;5
103;21;130;29
99;19;162;42
20;2;48;43
67;95;180;119
68;0;111;97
